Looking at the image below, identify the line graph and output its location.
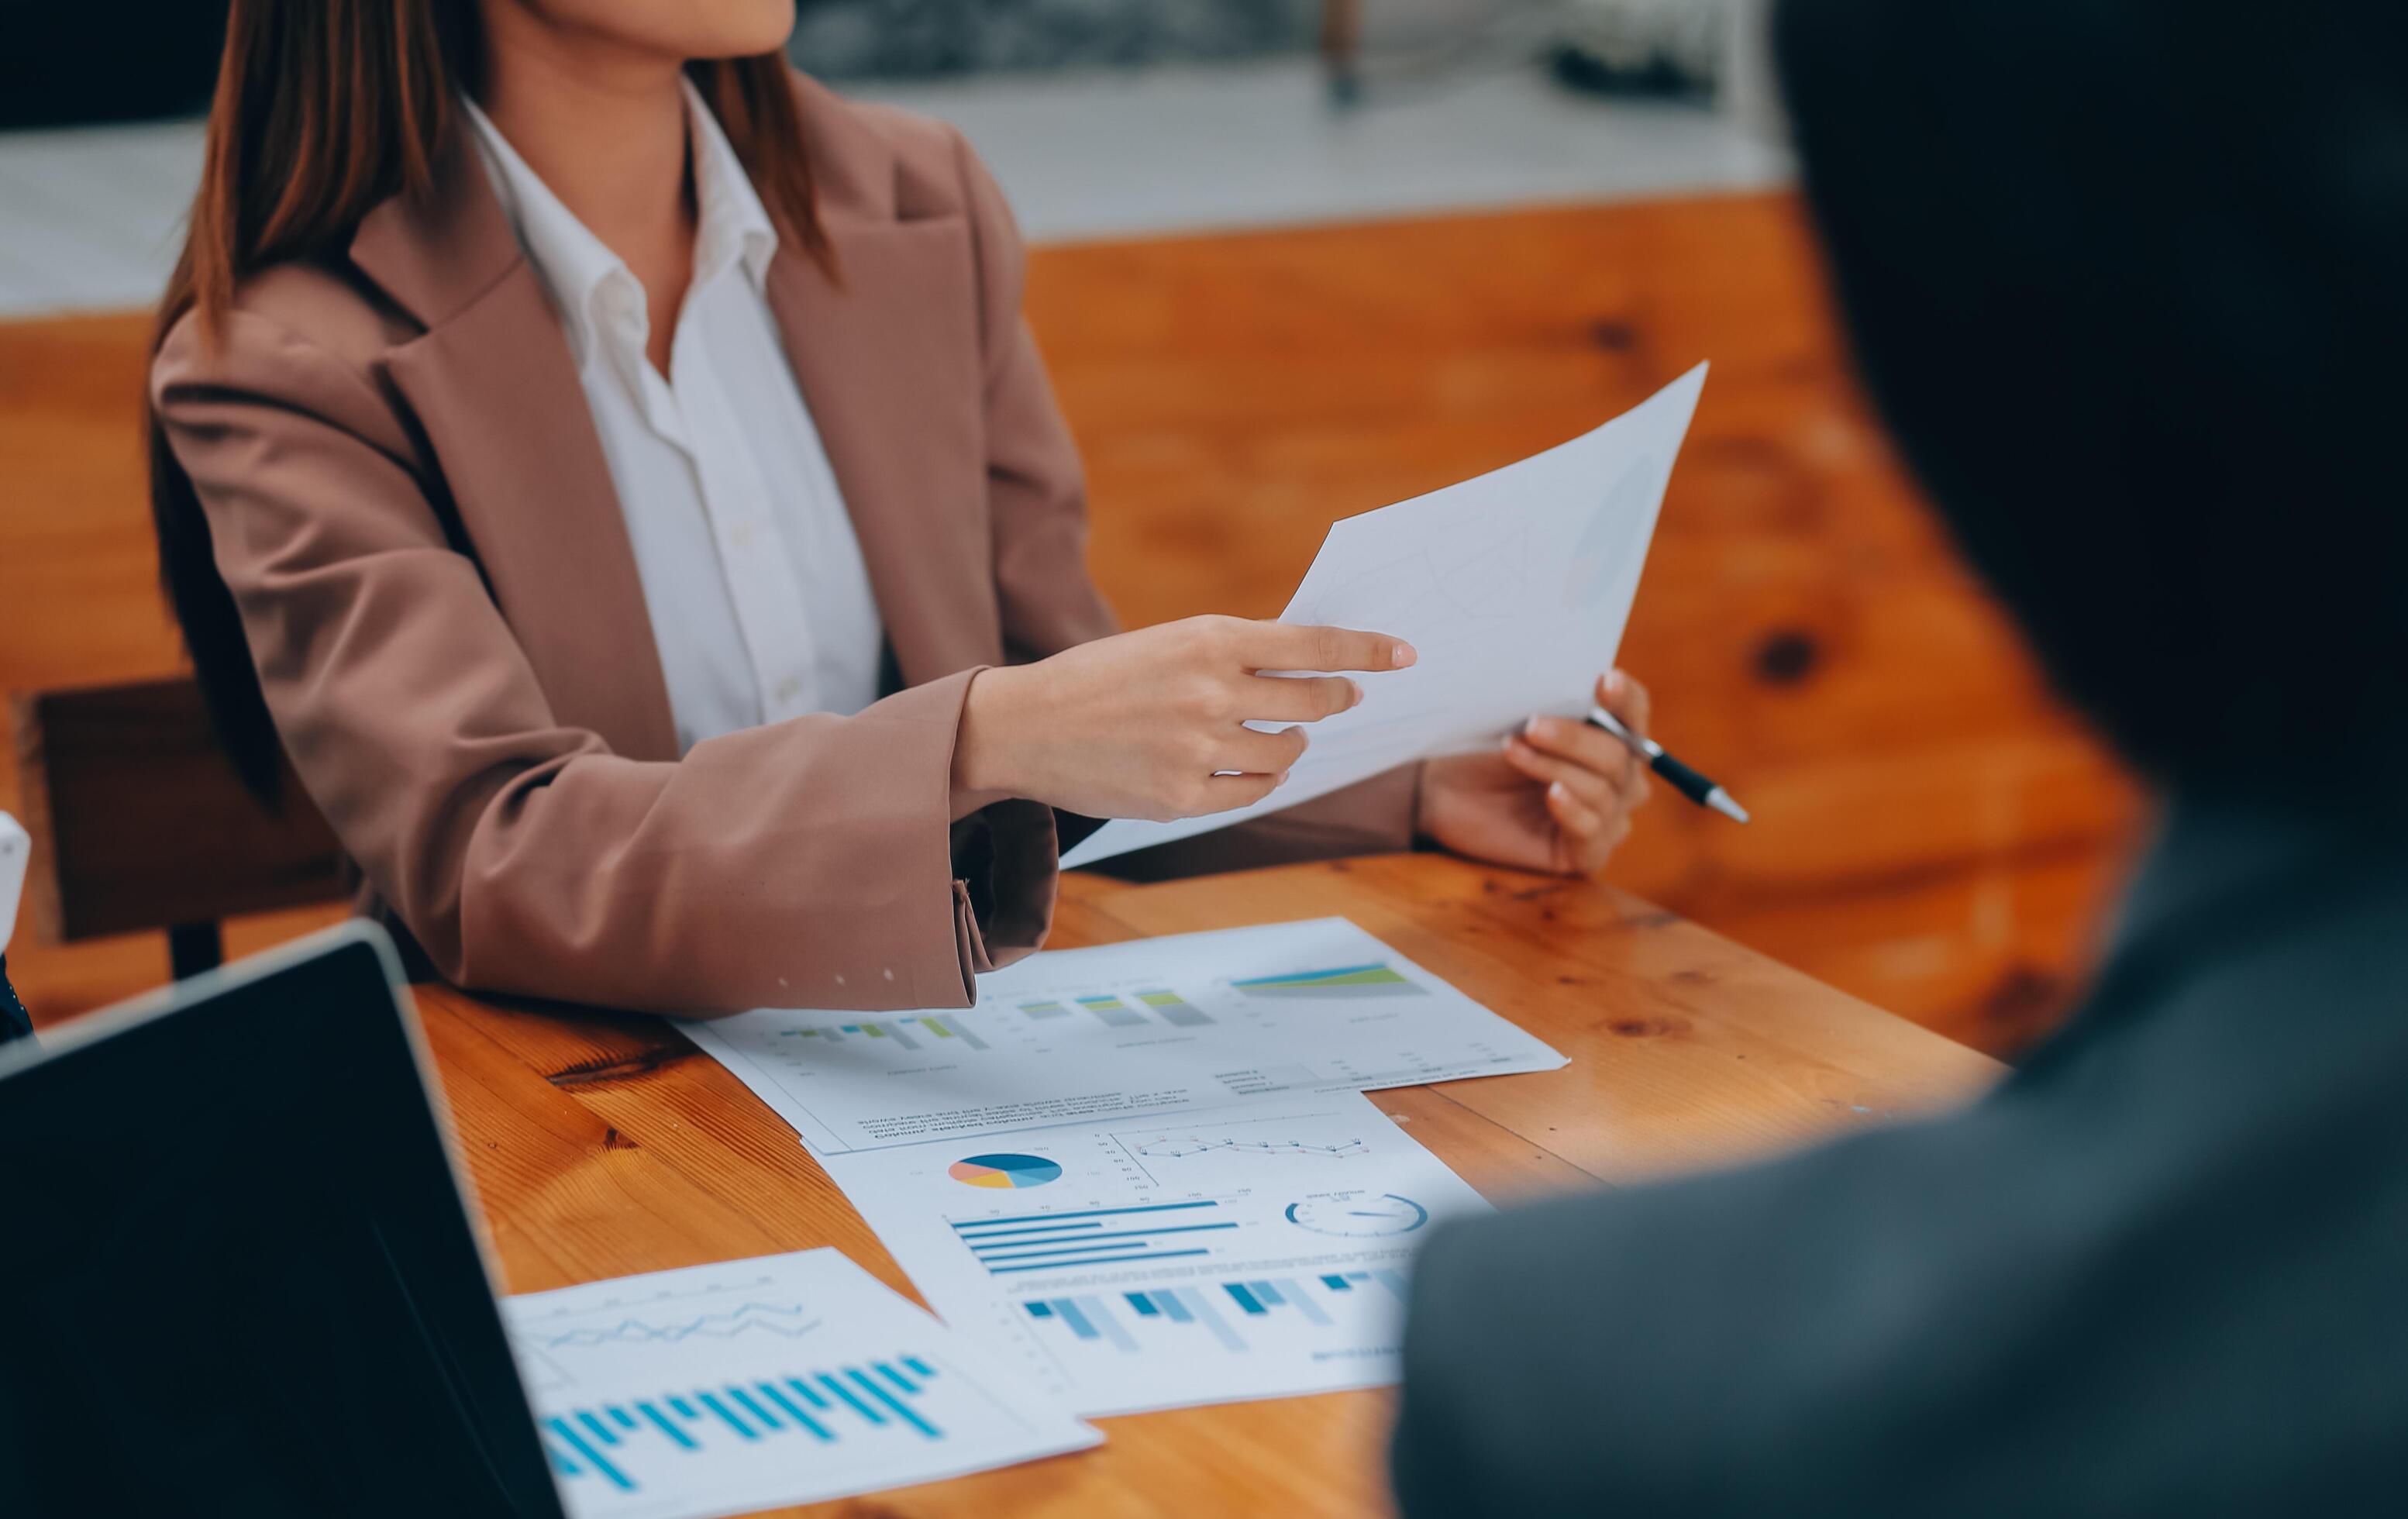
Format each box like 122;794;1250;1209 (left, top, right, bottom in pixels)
1132;1134;1369;1159
527;1302;825;1349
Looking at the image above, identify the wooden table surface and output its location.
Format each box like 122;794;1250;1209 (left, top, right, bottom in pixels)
415;853;2001;1517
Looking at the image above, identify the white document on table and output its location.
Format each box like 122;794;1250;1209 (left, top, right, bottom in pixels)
818;1091;1492;1416
682;918;1564;1156
1063;363;1707;869
503;1248;1099;1519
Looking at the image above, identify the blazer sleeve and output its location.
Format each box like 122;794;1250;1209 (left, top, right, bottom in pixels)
953;133;1424;873
153;306;1053;1017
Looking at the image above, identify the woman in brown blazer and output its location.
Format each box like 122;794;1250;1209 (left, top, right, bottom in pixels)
149;0;1656;1016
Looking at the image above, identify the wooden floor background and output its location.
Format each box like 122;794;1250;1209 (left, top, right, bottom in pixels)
0;192;2144;1058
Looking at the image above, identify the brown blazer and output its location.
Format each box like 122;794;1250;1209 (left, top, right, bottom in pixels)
151;74;1418;1017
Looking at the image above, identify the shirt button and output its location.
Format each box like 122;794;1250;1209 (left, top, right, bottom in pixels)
775;677;802;704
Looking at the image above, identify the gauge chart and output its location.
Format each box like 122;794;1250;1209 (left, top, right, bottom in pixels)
1284;1191;1429;1238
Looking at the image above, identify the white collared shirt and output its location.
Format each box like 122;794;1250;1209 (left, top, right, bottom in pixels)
463;85;884;753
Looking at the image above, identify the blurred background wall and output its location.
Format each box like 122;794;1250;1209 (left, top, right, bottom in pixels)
0;1;2141;1054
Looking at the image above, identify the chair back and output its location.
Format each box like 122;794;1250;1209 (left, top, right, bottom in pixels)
9;677;345;978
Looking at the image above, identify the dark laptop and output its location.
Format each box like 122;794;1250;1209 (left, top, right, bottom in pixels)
0;923;568;1518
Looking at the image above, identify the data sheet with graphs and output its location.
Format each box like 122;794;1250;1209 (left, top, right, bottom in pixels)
683;918;1566;1155
820;1092;1493;1414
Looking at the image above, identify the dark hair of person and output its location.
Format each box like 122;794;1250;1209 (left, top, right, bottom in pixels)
1774;0;2408;801
146;0;832;797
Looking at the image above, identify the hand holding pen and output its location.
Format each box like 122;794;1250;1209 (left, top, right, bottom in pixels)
1418;670;1658;875
1585;696;1749;823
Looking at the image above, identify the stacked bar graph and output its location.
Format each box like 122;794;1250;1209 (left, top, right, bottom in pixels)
1023;990;1215;1029
1135;990;1214;1026
539;1355;946;1493
1077;994;1147;1028
914;1014;987;1049
777;1014;989;1052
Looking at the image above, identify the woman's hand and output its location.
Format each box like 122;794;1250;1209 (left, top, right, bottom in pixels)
954;616;1415;822
1415;670;1653;876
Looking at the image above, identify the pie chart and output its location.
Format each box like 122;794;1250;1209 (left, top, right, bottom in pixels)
948;1152;1063;1190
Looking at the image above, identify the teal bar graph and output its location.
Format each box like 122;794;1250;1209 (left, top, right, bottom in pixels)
538;1355;949;1499
1020;1273;1378;1357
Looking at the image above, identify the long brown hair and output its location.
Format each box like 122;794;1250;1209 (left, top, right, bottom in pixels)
150;0;829;797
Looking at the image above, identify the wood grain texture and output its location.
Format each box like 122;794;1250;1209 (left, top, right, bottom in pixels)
1022;195;2147;1056
0;194;2144;1051
418;854;2000;1517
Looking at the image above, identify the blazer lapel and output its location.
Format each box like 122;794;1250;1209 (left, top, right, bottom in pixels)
345;95;1000;756
765;215;1001;687
350;122;683;763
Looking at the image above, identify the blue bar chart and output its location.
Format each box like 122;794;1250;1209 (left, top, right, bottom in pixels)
953;1200;1239;1274
1020;1271;1412;1359
504;1251;1097;1517
827;1091;1499;1417
536;1355;945;1493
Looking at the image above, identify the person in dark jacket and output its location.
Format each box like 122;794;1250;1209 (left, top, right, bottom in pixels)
1390;0;2408;1511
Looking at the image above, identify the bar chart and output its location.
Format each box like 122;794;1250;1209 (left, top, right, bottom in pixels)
825;1094;1500;1415
776;1013;989;1052
990;1256;1428;1414
953;1199;1241;1275
1016;990;1217;1030
503;1250;1097;1517
537;1354;946;1493
1021;1271;1412;1357
686;918;1566;1154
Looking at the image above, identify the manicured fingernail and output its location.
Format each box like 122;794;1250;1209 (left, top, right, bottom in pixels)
1500;732;1517;753
1393;643;1417;668
1606;669;1626;696
1347;680;1364;706
1549;782;1571;803
1523;715;1543;736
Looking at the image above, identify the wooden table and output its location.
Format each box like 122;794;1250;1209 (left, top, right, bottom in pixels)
414;855;2000;1516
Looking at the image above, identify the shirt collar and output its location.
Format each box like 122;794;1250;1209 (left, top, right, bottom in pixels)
459;81;778;379
683;78;780;295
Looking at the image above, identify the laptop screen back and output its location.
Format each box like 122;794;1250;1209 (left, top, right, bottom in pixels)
0;926;565;1519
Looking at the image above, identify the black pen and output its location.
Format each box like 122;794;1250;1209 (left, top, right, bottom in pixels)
1584;708;1751;824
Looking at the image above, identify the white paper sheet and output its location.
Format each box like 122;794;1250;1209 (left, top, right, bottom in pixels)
818;1093;1491;1415
1063;363;1707;869
682;918;1564;1156
503;1249;1099;1519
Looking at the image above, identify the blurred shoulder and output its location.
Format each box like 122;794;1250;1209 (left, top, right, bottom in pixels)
153;258;412;397
150;259;419;458
787;67;986;222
